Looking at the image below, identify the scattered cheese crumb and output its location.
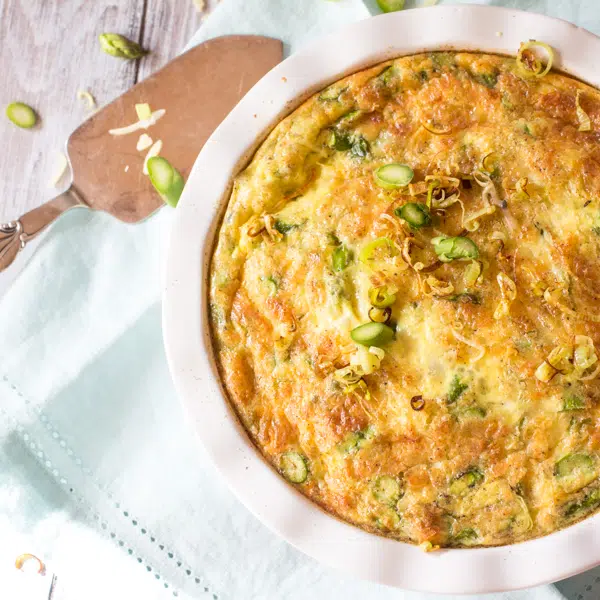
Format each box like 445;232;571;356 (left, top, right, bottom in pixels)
135;103;152;121
143;140;163;175
137;133;154;151
419;541;440;552
496;31;504;37
193;0;206;11
49;152;69;188
15;553;45;574
124;165;130;172
109;109;166;136
77;89;97;110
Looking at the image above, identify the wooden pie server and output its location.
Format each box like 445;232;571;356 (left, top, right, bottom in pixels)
0;35;283;272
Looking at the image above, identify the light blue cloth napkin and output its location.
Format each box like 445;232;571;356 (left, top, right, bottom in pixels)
1;1;599;599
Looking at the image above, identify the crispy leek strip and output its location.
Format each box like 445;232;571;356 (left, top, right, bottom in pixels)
544;286;600;323
511;177;530;202
401;236;422;270
334;365;364;385
474;169;504;207
490;231;507;243
463;205;496;232
379;212;406;237
464;260;483;288
573;335;600;380
425;175;461;209
464;170;502;231
576;90;592;132
516;40;554;78
423;276;454;296
494;272;517;319
451;328;485;362
421;120;452;135
263;215;284;242
335;345;385;386
535;336;599;382
108;108;165;136
482;152;500;174
408;181;429;196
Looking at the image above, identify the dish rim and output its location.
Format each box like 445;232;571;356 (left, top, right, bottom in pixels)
163;5;600;593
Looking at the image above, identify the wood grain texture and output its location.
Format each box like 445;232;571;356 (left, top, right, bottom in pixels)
0;0;210;223
138;0;204;81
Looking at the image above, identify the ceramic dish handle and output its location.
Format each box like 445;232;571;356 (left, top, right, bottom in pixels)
0;187;85;273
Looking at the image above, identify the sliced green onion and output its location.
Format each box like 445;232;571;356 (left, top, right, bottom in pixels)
337;110;362;127
462;406;487;419
337;426;375;455
447;374;468;403
372;476;401;505
378;65;395;85
516;40;554;78
351;136;370;158
368;306;392;324
359;237;394;265
449;468;484;495
332;244;352;271
368;286;397;308
474;72;498;89
376;0;405;12
319;86;346;102
327;130;369;157
280;451;308;484
99;33;148;59
563;394;586;411
273;220;298;235
374;163;414;189
454;528;479;544
327;130;352;151
555;453;594;478
565;488;600;518
351;322;394;347
394;202;431;229
6;102;37;128
146;156;185;207
432;236;479;262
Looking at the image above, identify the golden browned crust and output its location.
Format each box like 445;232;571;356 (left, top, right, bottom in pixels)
210;51;600;547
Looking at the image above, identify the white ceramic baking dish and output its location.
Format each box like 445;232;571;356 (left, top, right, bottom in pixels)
163;5;600;593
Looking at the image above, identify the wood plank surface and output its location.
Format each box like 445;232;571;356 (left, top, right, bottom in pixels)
139;0;205;81
0;0;208;224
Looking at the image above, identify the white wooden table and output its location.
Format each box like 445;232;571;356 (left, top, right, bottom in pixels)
0;0;215;223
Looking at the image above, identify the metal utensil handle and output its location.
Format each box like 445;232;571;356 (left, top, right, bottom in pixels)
0;187;84;273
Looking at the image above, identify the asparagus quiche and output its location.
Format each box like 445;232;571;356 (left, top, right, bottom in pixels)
209;44;600;548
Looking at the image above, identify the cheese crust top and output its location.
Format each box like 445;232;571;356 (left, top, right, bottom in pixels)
210;51;600;547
